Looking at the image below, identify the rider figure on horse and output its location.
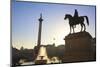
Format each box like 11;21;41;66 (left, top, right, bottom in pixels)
64;9;89;33
74;9;79;18
73;9;79;28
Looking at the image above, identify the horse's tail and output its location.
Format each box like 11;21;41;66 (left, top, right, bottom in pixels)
83;16;89;26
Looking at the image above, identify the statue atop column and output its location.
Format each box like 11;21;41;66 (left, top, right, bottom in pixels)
34;13;44;60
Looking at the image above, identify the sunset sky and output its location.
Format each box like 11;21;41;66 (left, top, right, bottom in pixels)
12;0;96;49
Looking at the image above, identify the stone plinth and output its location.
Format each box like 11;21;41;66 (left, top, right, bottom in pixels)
63;31;95;62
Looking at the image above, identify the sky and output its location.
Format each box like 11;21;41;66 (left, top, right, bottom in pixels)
12;0;96;49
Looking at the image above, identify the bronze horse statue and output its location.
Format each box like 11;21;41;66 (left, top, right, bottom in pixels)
64;9;89;33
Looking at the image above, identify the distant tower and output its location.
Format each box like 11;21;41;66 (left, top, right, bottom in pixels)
37;13;43;47
33;13;44;60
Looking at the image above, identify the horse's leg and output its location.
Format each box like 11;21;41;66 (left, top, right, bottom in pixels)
72;26;74;33
70;26;71;34
80;24;83;32
83;23;86;31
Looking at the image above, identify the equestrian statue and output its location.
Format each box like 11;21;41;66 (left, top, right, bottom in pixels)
64;9;89;34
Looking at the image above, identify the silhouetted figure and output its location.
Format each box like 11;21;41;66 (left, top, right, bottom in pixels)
39;56;44;60
74;9;79;18
73;9;79;28
64;9;89;34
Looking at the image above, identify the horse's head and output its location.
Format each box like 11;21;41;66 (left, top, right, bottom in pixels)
64;14;72;20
